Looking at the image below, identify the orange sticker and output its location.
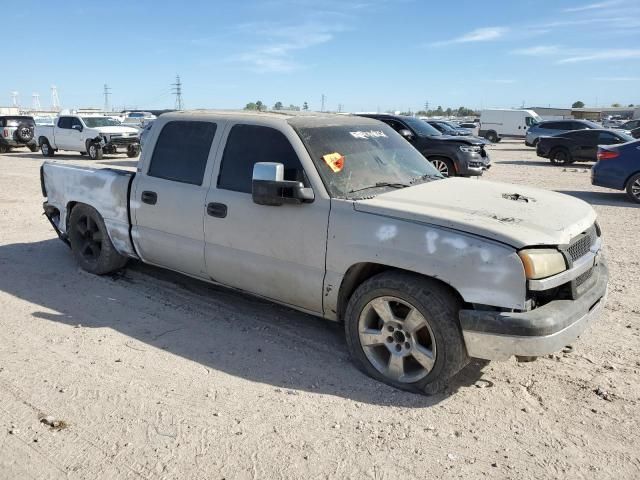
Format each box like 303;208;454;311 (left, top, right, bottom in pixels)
322;152;345;173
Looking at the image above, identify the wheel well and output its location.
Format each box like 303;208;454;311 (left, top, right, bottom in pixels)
65;201;79;230
336;262;464;321
426;156;457;173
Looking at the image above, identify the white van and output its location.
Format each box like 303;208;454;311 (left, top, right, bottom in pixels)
479;109;542;142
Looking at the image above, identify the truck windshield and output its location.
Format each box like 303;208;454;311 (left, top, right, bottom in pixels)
293;123;442;198
82;117;122;127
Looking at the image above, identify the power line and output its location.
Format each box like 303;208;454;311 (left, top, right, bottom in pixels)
104;84;112;112
171;75;184;110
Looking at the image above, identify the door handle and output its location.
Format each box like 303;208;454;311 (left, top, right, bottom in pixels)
207;202;227;218
141;191;157;205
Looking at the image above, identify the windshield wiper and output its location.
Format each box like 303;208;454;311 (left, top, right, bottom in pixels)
348;182;410;194
409;173;443;184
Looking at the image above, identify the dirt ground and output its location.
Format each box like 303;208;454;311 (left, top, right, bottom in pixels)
0;140;638;480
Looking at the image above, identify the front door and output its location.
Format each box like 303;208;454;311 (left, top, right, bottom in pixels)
132;120;219;278
54;116;73;150
204;123;329;313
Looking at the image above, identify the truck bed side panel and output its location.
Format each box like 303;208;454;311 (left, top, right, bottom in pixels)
41;162;137;258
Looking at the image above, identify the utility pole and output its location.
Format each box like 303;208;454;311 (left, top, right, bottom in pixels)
172;75;184;110
321;94;326;112
337;103;343;113
51;85;60;111
32;93;41;111
103;84;112;112
424;101;429;112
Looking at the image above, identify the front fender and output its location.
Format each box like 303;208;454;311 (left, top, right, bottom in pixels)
324;199;526;319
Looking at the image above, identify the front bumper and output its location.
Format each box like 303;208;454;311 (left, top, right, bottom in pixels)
459;152;491;176
459;259;608;360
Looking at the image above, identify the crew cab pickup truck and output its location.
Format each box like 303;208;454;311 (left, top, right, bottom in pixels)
40;111;608;394
36;115;140;160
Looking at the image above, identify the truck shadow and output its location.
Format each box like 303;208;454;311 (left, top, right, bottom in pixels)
0;238;488;408
555;190;640;208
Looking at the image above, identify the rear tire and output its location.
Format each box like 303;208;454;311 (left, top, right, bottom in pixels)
484;131;499;143
41;141;55;157
344;271;469;395
0;144;8;154
626;173;640;204
68;204;128;275
126;145;140;158
550;148;573;165
28;144;39;152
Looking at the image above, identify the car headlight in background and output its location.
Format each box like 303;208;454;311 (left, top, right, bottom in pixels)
459;145;481;153
518;249;567;280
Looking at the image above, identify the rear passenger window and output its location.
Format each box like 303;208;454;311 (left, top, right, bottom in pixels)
218;124;305;194
148;121;216;185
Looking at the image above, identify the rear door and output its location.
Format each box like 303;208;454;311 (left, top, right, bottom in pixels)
54;116;73;149
203;122;329;313
132;119;220;277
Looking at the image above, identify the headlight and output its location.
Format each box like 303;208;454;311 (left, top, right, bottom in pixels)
459;145;481;153
518;248;567;280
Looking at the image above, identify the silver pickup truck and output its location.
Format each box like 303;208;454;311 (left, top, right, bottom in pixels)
40;111;608;394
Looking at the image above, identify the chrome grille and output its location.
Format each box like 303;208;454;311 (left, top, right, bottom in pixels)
567;225;597;262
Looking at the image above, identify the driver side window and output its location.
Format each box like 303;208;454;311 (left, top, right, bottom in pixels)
70;118;82;130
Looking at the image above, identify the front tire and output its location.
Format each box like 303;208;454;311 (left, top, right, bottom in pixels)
127;145;140;158
429;157;455;177
626;173;640;204
484;131;498;143
88;142;103;160
28;144;39;152
550;148;573;165
344;272;469;395
68;204;128;275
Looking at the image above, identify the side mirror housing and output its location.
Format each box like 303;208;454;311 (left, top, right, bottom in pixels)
398;128;414;140
72;124;83;132
252;162;314;206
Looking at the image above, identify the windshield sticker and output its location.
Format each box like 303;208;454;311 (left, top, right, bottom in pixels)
322;152;345;173
349;130;387;140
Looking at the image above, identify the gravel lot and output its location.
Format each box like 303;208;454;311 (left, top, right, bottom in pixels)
1;140;638;479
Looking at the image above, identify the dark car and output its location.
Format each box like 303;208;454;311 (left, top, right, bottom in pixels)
536;129;634;165
618;119;640;131
525;119;600;147
631;127;640;139
357;114;490;177
592;139;640;203
426;120;473;137
0;116;38;153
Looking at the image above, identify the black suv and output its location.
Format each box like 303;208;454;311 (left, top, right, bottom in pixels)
0;116;38;153
358;114;490;176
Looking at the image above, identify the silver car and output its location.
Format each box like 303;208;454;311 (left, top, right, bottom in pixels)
525;119;600;147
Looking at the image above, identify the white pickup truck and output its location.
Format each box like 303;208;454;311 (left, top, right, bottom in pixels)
36;115;140;160
40;110;608;395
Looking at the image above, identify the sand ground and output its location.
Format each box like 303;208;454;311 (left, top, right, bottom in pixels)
0;140;638;479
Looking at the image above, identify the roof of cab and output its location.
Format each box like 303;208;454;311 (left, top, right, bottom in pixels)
161;109;384;128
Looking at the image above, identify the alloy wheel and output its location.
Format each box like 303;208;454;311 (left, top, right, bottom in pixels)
358;296;437;383
632;179;640;199
431;159;449;177
74;214;103;262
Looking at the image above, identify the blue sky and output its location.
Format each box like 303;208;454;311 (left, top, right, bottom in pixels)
3;0;639;112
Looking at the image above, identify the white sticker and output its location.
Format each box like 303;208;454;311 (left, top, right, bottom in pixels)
349;130;388;139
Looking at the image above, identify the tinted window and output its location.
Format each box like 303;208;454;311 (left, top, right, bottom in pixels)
57;117;72;129
565;130;595;140
218;124;304;194
598;131;623;144
70;117;82;129
148;121;216;185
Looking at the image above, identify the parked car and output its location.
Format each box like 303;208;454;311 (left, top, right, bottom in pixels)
40;110;607;395
426;120;473;137
122;111;156;129
0;115;38;153
617;119;640;131
592;139;640;203
457;122;480;136
631;127;640;139
536;129;634;165
479;109;542;143
358;114;490;177
36;115;141;160
525;119;600;147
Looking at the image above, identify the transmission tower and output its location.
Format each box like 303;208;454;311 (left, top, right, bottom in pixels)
321;94;326;112
32;93;41;111
171;75;184;110
103;84;112;112
11;91;19;108
51;85;60;111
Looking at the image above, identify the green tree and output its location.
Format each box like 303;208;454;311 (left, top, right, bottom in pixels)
244;102;258;110
288;104;300;111
629;104;635;107
445;107;452;117
572;101;585;108
302;101;309;111
435;106;444;116
611;103;621;107
255;100;265;111
273;101;283;110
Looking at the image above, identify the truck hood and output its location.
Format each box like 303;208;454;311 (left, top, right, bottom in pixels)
353;178;596;248
92;126;139;135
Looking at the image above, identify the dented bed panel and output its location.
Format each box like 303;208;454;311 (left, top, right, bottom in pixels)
41;162;138;258
325;199;527;314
